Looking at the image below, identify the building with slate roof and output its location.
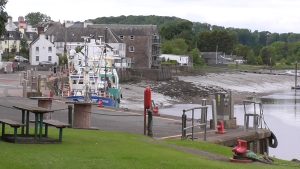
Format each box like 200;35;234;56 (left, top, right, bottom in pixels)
44;22;160;68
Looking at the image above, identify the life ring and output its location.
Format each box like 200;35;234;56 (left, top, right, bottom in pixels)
269;131;278;148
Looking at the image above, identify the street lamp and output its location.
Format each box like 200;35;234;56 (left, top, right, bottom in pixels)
7;32;9;59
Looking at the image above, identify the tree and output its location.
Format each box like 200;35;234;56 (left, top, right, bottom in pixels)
19;39;29;57
0;0;7;35
197;30;237;54
25;12;51;26
161;38;188;55
189;48;205;67
259;46;275;65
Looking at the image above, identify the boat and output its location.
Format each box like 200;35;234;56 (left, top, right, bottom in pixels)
65;38;122;107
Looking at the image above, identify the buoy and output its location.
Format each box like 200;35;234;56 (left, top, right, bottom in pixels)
98;100;103;107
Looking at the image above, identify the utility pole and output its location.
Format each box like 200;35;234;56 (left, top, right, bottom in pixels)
215;44;218;64
7;32;9;59
295;62;298;89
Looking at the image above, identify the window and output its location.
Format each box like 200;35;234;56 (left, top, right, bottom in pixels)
48;47;52;53
36;47;39;52
119;35;124;40
129;46;135;52
113;50;119;55
48;56;52;61
30;34;33;40
36;56;39;61
130;35;134;40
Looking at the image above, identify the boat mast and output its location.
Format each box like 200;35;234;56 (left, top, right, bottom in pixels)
82;36;91;102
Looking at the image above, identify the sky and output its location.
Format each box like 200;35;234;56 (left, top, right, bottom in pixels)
5;0;300;33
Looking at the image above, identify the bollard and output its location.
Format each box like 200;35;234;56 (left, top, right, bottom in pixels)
147;109;153;137
181;110;187;139
201;99;207;130
68;105;73;128
211;99;217;130
37;74;41;93
22;79;27;98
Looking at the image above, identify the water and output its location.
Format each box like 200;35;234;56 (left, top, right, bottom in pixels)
160;90;300;160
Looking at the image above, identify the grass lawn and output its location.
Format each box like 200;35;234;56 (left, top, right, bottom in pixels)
0;128;298;169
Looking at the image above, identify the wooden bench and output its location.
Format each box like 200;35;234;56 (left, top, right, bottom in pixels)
0;119;24;143
43;120;69;142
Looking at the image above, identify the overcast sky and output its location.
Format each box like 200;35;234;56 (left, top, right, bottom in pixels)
6;0;300;33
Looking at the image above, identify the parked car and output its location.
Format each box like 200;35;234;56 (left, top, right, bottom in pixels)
14;56;29;63
39;61;54;67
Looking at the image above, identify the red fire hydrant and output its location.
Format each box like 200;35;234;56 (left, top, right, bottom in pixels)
216;120;226;134
97;100;103;107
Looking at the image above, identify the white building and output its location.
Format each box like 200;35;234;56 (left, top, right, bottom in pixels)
29;34;59;65
159;54;190;66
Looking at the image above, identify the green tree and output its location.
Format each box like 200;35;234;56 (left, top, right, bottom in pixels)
259;46;275;65
189;48;205;67
19;39;29;57
25;12;51;26
0;0;8;35
160;20;193;41
197;30;237;54
161;38;188;55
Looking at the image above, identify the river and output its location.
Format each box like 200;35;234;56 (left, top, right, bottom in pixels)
159;90;300;160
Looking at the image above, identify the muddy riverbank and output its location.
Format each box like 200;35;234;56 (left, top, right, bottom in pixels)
120;72;295;111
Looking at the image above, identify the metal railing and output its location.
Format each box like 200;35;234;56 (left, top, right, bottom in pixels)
243;100;263;131
182;106;208;141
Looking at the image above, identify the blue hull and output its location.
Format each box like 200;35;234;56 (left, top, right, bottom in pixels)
67;96;116;107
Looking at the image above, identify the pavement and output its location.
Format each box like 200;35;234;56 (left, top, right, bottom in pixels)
0;71;183;139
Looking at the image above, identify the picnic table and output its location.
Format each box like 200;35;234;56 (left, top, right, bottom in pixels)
13;104;54;140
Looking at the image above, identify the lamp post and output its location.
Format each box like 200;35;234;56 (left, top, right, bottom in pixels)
7;32;9;59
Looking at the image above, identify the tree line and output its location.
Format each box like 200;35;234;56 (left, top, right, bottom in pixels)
91;15;300;67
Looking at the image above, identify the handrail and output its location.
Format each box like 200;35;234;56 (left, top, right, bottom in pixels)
182;106;208;141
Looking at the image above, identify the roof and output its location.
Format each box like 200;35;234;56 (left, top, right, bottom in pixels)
0;31;21;40
160;54;189;58
88;24;159;36
44;23;158;42
24;32;38;41
45;23;123;43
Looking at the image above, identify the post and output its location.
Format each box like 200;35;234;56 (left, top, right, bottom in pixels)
192;109;194;140
229;90;234;119
22;79;27;98
201;99;207;129
147;109;153;137
68;105;73;128
37;74;41;93
182;110;187;139
211;99;217;130
295;62;298;88
144;108;147;135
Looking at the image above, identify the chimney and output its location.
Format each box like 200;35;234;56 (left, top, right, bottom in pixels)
18;16;24;22
37;26;45;35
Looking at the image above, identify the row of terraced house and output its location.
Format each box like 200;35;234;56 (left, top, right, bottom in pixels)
0;16;161;69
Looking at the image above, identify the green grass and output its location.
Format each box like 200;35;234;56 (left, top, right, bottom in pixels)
0;128;298;169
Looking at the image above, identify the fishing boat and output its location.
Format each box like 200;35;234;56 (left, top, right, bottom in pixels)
65;38;122;107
